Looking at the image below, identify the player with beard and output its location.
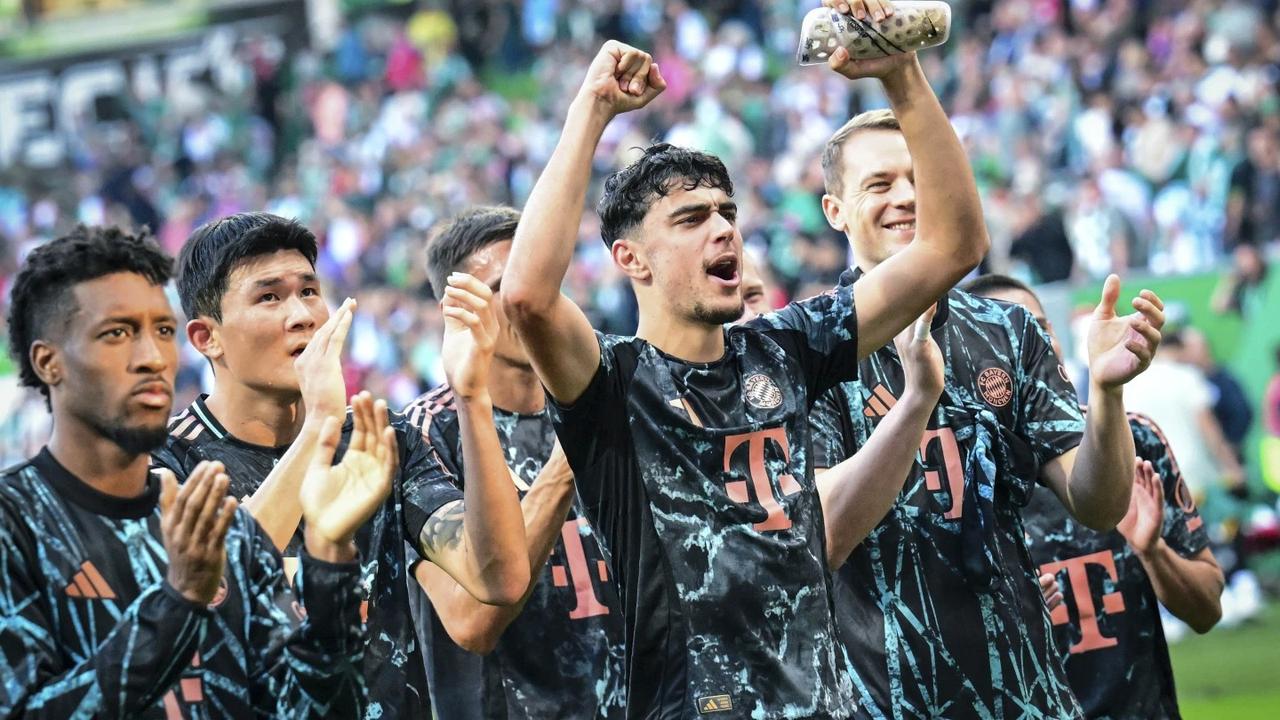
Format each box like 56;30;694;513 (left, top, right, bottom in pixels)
808;4;1165;713
965;274;1223;720
502;34;988;718
401;206;626;719
152;212;530;719
0;226;397;718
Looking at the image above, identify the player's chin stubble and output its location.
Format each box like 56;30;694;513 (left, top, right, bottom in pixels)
692;299;745;326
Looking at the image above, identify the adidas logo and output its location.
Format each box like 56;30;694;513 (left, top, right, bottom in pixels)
862;384;898;418
64;561;116;600
697;695;733;713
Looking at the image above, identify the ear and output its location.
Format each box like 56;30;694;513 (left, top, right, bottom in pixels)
821;193;847;233
611;239;652;283
187;318;224;361
29;340;61;389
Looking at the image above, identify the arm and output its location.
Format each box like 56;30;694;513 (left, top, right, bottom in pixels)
1041;276;1164;529
1116;459;1223;633
253;395;401;716
0;512;208;717
415;445;577;654
417;275;530;605
821;1;989;357
244;299;356;550
503;41;666;404
1195;409;1246;491
818;308;942;568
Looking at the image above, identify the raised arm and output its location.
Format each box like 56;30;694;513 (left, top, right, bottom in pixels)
821;1;988;357
414;443;577;654
415;274;530;605
818;308;942;567
1116;459;1223;633
502;41;665;404
242;299;355;550
1042;276;1163;529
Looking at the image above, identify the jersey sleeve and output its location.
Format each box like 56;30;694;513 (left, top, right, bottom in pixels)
0;500;209;718
1011;305;1085;466
240;511;367;717
810;387;854;470
745;281;860;403
397;415;465;553
1129;415;1211;557
545;333;637;519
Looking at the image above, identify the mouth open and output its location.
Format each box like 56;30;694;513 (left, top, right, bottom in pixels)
884;220;916;233
705;254;741;288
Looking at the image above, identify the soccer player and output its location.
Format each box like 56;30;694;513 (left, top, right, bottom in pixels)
152;212;530;718
965;273;1223;719
401;205;626;719
0;226;395;718
502;34;988;717
809;4;1165;715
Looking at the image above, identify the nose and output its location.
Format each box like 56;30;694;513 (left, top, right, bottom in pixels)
284;295;319;333
132;328;170;375
711;209;735;244
888;178;916;209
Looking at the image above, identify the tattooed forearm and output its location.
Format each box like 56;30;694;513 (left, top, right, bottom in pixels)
420;500;466;556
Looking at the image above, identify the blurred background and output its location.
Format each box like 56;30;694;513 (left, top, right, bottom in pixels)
0;0;1278;714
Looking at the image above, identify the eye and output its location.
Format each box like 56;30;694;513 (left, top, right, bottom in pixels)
259;293;279;303
301;287;319;298
866;181;890;191
100;327;129;340
721;209;738;223
157;325;177;338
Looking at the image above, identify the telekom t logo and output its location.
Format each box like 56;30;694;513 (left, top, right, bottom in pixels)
551;518;610;620
1039;550;1127;653
722;428;802;531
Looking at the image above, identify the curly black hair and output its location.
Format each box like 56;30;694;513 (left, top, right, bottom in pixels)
7;225;173;402
426;206;521;301
597;143;734;247
176;212;317;322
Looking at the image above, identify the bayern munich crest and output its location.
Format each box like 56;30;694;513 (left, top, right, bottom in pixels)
743;373;783;409
977;367;1013;407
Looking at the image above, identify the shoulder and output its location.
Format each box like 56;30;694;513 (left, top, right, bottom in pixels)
402;384;460;437
0;460;39;511
1127;412;1173;454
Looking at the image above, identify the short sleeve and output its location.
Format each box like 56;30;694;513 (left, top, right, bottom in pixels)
396;414;465;549
1011;305;1085;466
809;387;854;471
745;281;860;402
1130;414;1210;557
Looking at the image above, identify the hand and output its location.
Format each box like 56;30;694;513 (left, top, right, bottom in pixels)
892;304;944;404
159;462;238;605
299;393;397;558
1116;458;1164;558
822;1;919;80
824;0;895;23
441;273;500;401
1039;572;1064;612
1087;275;1164;390
577;40;667;117
295;297;355;422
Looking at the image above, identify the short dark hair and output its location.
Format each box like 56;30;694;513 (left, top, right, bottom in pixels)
425;206;520;301
960;273;1037;299
176;212;317;322
7;225;172;402
597;143;734;247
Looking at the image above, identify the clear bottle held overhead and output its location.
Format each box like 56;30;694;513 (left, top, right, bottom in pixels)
797;1;953;65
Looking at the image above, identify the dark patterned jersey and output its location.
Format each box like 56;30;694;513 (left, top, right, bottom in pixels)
151;395;464;720
401;385;627;719
810;274;1086;720
1023;413;1210;720
549;282;862;720
0;448;366;718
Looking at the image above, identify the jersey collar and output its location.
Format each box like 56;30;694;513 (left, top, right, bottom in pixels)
33;447;159;520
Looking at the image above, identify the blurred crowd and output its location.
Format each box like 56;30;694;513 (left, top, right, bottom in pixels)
0;0;1279;468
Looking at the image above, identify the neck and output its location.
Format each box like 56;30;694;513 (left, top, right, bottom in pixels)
488;358;545;414
205;380;304;447
47;418;153;498
636;311;726;363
